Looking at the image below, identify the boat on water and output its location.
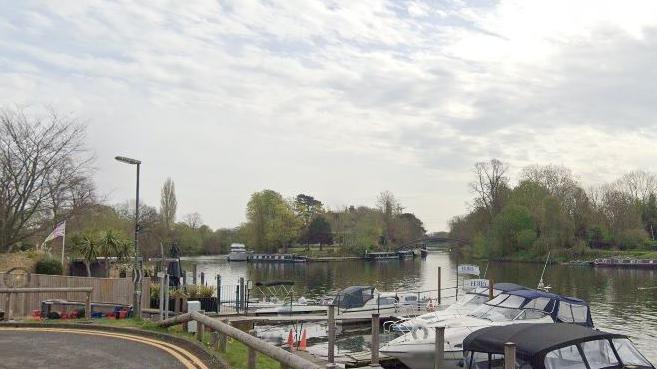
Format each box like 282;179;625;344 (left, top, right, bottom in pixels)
463;323;654;369
249;254;307;263
366;251;399;261
227;243;249;261
594;257;657;268
390;283;529;333
380;288;593;369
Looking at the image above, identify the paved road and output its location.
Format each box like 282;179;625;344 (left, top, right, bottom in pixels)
0;327;208;369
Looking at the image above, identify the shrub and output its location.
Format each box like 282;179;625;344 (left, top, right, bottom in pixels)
618;229;650;250
35;257;63;275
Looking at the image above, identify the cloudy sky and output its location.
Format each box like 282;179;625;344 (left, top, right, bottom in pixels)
2;0;657;231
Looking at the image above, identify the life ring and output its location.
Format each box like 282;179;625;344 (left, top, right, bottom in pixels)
411;325;429;340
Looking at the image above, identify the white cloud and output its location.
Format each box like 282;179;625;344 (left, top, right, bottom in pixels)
2;0;657;231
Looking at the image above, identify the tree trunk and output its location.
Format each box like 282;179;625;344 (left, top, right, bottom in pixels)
85;261;91;277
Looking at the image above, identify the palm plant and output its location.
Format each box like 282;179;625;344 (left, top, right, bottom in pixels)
99;230;124;277
74;232;99;277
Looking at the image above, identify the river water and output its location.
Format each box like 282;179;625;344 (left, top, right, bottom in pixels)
182;251;657;363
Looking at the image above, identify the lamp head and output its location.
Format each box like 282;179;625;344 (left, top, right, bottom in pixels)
115;156;141;165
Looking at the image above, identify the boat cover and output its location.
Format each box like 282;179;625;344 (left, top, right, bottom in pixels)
506;289;594;326
463;323;625;365
335;286;375;309
255;280;295;287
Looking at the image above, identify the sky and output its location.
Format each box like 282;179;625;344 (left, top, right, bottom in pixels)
2;0;657;232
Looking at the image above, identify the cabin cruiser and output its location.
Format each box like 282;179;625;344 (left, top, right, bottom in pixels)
391;283;529;333
227;243;249;261
380;289;593;369
463;323;654;369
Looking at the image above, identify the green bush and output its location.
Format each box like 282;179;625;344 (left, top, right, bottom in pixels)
618;229;650;250
35;257;63;275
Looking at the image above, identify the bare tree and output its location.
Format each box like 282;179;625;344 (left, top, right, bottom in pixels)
183;212;202;230
614;170;657;203
0;108;94;252
377;191;403;245
470;159;509;219
160;178;177;230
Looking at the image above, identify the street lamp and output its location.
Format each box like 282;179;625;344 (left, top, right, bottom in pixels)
115;155;142;318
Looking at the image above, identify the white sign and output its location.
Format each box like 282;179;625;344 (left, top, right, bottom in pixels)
458;264;481;276
463;279;489;289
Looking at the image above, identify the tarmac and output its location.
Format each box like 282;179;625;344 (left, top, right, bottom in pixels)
0;327;210;369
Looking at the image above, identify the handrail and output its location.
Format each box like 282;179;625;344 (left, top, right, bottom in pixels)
158;312;321;369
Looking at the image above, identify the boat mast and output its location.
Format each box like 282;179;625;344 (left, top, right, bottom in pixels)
537;251;551;291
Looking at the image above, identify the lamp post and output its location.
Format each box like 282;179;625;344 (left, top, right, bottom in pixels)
115;155;142;318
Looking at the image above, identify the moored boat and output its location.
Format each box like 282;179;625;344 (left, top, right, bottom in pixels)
227;243;249;261
463;323;654;369
594;257;657;268
380;288;593;369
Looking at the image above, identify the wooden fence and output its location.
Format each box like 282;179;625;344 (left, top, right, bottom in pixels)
0;273;150;318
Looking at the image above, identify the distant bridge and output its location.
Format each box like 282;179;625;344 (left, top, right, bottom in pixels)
398;236;470;250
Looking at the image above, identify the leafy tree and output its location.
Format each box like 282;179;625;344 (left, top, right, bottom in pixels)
642;193;657;240
245;190;301;252
98;229;130;277
490;205;534;256
471;159;510;221
160;178;177;231
307;215;333;249
294;194;323;249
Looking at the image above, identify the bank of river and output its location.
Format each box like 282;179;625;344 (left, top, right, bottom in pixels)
182;251;657;363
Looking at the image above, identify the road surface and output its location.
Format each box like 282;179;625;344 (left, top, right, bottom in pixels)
0;327;209;369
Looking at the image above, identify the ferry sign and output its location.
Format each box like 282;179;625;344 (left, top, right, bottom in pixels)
458;264;481;276
463;279;489;289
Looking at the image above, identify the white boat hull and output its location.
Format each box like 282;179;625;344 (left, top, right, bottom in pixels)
228;252;248;261
381;345;463;369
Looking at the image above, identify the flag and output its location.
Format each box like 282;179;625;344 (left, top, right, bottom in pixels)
42;221;66;248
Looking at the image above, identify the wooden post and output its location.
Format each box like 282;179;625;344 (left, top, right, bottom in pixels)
248;329;257;369
210;331;219;347
218;318;228;352
182;297;188;332
4;293;11;321
488;279;494;301
200;272;205;286
85;292;92;320
192;264;197;285
371;313;380;367
328;304;336;365
196;310;205;341
434;326;445;369
437;267;441;305
505;342;516;369
164;274;170;319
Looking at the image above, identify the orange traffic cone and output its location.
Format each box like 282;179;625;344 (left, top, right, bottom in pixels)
287;329;295;350
299;329;307;351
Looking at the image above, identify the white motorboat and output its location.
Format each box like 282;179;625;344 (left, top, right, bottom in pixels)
380;289;593;369
227;243;249;261
328;286;427;318
390;283;529;333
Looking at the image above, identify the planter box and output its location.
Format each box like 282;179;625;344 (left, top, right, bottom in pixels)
188;297;217;312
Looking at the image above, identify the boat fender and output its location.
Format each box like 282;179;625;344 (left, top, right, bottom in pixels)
411;325;429;340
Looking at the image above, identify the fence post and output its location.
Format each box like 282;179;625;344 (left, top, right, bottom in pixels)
210;331;219;347
488;279;494;301
434;326;445;369
371;313;380;367
505;342;516;369
248;329;257;369
192;264;197;285
85;292;92;320
182;297;188;332
328;304;336;367
235;286;240;314
218;318;228;352
196;310;205;342
239;277;245;315
200;272;205;286
437;267;441;305
216;274;221;314
159;273;165;320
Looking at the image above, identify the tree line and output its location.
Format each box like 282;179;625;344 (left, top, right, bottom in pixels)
450;159;657;259
1;108;427;259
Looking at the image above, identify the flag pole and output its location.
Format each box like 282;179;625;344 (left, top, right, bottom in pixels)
60;222;66;267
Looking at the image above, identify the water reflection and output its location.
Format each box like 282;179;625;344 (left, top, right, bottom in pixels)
183;252;657;363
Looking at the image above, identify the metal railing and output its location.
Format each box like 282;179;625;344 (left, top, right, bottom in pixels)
158;311;320;369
